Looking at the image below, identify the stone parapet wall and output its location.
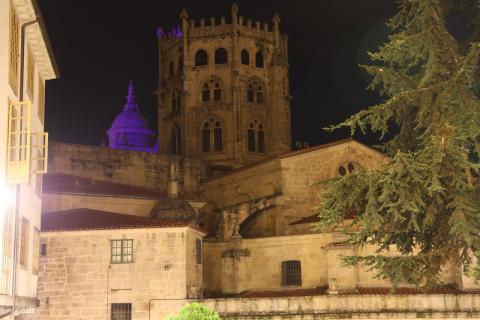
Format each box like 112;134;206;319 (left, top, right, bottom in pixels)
48;142;206;194
201;294;480;319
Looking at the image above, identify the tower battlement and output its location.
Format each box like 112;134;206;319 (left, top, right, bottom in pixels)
156;4;291;172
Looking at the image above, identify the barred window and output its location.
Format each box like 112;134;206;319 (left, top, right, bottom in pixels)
196;239;202;264
281;260;301;286
111;240;133;264
111;303;131;320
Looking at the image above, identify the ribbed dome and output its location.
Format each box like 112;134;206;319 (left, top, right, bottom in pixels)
110;109;151;131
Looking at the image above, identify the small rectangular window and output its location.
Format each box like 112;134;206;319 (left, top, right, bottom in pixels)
40;243;47;256
111;240;133;264
196;239;202;264
281;260;301;286
111;303;131;320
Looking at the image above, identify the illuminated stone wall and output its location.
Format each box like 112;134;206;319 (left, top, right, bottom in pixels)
47;142;207;194
29;227;204;320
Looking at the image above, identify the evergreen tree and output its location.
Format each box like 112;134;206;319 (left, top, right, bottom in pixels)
317;0;480;288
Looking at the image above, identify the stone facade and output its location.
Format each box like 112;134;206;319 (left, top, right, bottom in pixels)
157;5;291;170
0;0;58;315
47;142;207;194
31;227;204;320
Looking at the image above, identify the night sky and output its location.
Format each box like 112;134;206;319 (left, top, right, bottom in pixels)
38;0;397;147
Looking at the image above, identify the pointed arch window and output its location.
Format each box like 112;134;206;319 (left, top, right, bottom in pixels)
168;61;174;78
195;49;208;66
255;51;264;68
178;55;183;73
246;80;264;104
247;120;265;153
214;48;228;64
241;49;250;65
172;124;181;155
171;88;181;112
201;80;222;103
202;119;223;152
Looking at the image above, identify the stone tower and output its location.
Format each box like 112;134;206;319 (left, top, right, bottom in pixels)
156;4;291;171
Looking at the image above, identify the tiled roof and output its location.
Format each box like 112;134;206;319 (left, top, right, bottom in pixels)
43;173;204;201
42;208;190;232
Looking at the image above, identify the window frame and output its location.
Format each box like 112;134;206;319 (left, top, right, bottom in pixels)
201;119;223;153
214;47;228;65
255;50;264;68
281;260;302;286
195;49;208;66
111;303;132;320
110;239;134;264
241;49;250;65
32;227;40;274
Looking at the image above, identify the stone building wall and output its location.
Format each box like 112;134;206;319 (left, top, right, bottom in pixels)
29;227;204;320
200;294;480;319
42;193;158;217
201;139;389;238
48;142;207;194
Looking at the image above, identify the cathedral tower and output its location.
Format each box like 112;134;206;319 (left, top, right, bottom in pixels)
156;4;291;171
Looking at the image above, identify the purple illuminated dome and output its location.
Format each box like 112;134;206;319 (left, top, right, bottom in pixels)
107;81;158;152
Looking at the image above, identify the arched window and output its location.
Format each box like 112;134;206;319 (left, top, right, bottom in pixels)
172;124;181;155
281;260;301;286
201;80;222;103
178;55;183;73
202;83;210;102
246;80;264;104
214;48;228;64
241;49;250;65
168;61;174;78
171;89;181;112
247;120;265;153
202;119;223;152
338;162;360;176
213;82;221;101
195;49;208;66
255;51;264;68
